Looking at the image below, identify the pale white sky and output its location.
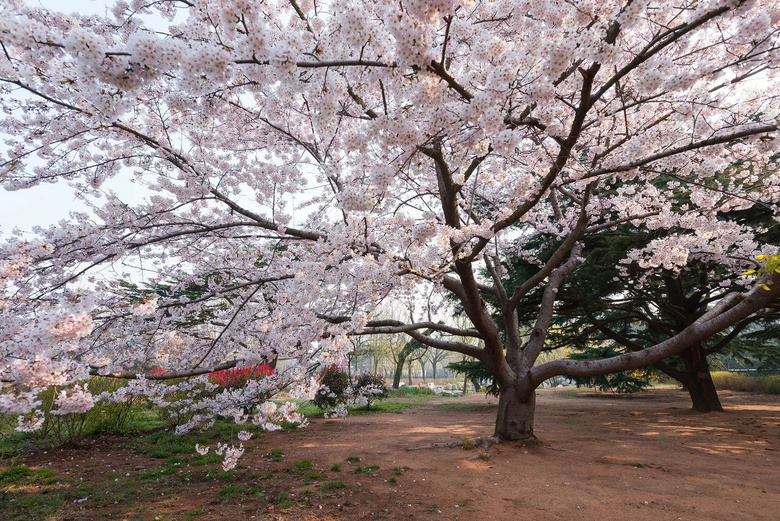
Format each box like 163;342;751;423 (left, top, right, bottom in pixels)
0;0;145;236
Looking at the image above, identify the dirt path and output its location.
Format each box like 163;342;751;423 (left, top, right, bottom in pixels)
5;388;779;520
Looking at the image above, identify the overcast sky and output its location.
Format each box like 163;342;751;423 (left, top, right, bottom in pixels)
0;0;138;237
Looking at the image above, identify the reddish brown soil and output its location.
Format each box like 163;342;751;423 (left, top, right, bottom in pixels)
8;388;780;520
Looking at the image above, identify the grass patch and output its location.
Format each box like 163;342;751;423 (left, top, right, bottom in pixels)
302;471;327;484
220;484;245;500
321;480;346;490
346;456;361;464
267;449;284;462
275;491;292;508
0;465;31;483
291;388;446;418
389;387;436;396
354;464;380;474
192;453;222;465
293;459;313;471
712;372;780;394
185;509;204;520
347;401;419;414
130;429;194;458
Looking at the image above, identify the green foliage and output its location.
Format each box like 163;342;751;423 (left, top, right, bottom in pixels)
0;465;31;483
219;484;244;500
711;372;780;394
321;481;346;490
266;449;284;462
312;365;351;410
446;360;499;396
293;459;313;471
354;464;380;474
119;278;224;329
569;347;654;393
17;377;146;446
388;386;435;396
483;201;780;399
746;253;780;291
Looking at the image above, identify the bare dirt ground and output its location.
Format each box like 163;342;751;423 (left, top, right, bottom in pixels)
8;387;780;520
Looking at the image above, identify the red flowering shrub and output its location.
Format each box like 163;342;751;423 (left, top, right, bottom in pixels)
147;367;168;375
208;364;274;389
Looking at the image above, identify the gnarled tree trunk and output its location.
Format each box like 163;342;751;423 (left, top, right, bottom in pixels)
494;386;536;440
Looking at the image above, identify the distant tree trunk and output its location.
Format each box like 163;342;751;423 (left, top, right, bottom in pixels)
407;359;413;385
420;359;427;383
391;330;433;388
432;360;437;381
597;317;725;412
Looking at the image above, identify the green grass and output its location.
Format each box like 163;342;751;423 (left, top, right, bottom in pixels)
354;464;380;474
267;449;284;462
220;484;245;500
130;429;195;458
302;471;327;484
291;387;447;417
388;386;436;396
293;459;313;471
275;491;292;508
712;372;780;394
330;463;341;472
185;509;204;520
346;456;361;464
321;480;346;490
0;465;31;483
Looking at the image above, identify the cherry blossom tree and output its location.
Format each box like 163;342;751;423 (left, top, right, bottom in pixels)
1;0;779;441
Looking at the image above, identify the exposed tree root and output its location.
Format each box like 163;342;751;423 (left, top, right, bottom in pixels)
407;435;501;451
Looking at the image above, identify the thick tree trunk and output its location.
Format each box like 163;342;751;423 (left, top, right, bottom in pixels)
685;373;723;412
494;387;536;440
680;345;723;412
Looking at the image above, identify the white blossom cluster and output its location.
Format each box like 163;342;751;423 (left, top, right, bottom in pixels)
0;0;777;467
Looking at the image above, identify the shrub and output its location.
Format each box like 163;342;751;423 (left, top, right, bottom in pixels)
352;373;388;410
208;364;274;389
389;386;436;396
312;365;351;410
711;372;780;394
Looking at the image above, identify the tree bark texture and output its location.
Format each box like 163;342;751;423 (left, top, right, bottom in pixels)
494;387;536;440
680;345;723;412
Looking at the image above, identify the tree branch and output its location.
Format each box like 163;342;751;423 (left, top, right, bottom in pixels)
530;272;780;386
